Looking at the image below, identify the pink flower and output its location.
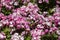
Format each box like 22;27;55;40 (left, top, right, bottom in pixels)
22;0;30;4
38;0;43;3
0;32;6;40
43;0;49;3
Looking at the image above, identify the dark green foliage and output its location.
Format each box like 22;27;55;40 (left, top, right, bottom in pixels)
41;33;58;40
1;6;12;15
2;27;11;40
37;0;56;12
24;34;31;40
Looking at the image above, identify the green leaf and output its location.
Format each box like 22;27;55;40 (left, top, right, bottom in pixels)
24;34;31;40
2;27;11;40
1;6;12;15
30;0;34;3
41;33;58;40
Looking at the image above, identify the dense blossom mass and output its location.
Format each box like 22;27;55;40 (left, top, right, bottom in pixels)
0;0;60;40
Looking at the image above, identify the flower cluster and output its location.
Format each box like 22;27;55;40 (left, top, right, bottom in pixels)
0;0;60;40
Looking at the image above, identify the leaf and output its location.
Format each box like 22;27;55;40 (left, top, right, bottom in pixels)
1;6;12;15
41;33;58;40
24;34;31;40
2;27;11;40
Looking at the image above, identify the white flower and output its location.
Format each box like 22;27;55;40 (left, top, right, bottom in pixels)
57;30;60;35
11;33;24;40
0;23;3;27
0;33;6;39
37;24;44;29
45;22;51;26
11;33;20;40
19;36;24;40
58;22;60;25
9;1;13;5
2;21;6;25
14;2;19;6
9;24;13;27
10;21;13;24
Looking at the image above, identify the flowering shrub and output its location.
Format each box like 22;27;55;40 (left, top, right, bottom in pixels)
0;0;60;40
